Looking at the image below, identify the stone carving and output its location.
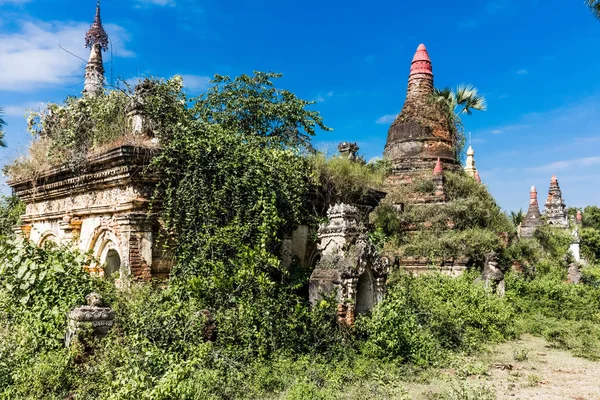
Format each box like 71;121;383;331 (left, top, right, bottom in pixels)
481;251;505;296
567;263;582;284
309;204;390;325
65;293;115;347
338;142;359;160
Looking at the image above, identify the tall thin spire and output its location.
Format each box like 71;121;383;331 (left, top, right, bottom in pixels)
464;145;477;178
83;0;109;95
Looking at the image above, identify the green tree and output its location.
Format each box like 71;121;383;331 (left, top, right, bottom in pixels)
432;84;487;158
583;206;600;231
149;74;334;357
0;106;6;147
0;195;24;238
587;0;600;19
433;84;487;118
581;227;600;263
510;209;525;227
193;72;330;148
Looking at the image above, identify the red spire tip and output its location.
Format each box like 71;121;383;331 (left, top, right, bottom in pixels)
433;157;443;175
410;43;432;76
474;170;482;183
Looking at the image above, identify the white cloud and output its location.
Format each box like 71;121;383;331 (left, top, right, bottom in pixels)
135;0;176;7
528;157;600;173
375;114;398;125
180;74;211;91
316;91;334;103
0;0;30;4
3;101;45;117
516;69;528;75
487;124;531;135
0;20;133;92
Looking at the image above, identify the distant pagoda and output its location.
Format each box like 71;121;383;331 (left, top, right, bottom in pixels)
543;175;569;228
520;186;543;238
383;44;459;182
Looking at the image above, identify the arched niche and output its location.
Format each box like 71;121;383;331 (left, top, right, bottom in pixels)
355;269;375;315
89;228;122;278
104;249;121;278
38;231;59;247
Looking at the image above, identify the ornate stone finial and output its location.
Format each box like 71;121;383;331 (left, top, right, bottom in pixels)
85;0;109;51
338;142;359;160
433;157;443;175
85;292;104;307
410;44;433;77
83;1;109;95
465;145;477;178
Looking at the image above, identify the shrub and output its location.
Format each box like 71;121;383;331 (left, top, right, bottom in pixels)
360;272;516;366
0;239;103;349
505;272;600;322
309;153;388;215
0;195;24;239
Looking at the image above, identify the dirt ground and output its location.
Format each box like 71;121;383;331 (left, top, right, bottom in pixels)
405;335;600;400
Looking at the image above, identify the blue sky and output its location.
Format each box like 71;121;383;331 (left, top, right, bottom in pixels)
1;0;599;212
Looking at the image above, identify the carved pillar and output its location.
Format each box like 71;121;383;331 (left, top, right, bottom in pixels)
374;277;387;304
14;224;32;240
59;215;82;245
115;213;154;282
344;277;358;326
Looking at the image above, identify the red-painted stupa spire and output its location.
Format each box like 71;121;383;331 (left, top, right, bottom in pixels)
410;44;433;76
474;170;482;184
433;157;443;175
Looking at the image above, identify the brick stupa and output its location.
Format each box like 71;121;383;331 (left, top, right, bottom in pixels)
520;186;543;238
543;175;569;228
384;44;459;182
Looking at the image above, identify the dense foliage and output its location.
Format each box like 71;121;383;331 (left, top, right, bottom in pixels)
373;171;515;266
0;195;24;239
1;72;600;398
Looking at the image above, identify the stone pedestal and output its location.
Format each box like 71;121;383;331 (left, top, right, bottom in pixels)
65;293;115;347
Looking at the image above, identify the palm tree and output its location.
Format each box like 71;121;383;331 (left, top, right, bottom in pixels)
587;0;600;20
433;84;487;117
0;107;6;148
510;209;525;228
432;84;486;157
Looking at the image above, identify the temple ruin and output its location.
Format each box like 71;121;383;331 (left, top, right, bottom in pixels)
8;3;171;284
520;175;572;238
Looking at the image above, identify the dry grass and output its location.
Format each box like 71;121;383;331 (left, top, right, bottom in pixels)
400;335;600;400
